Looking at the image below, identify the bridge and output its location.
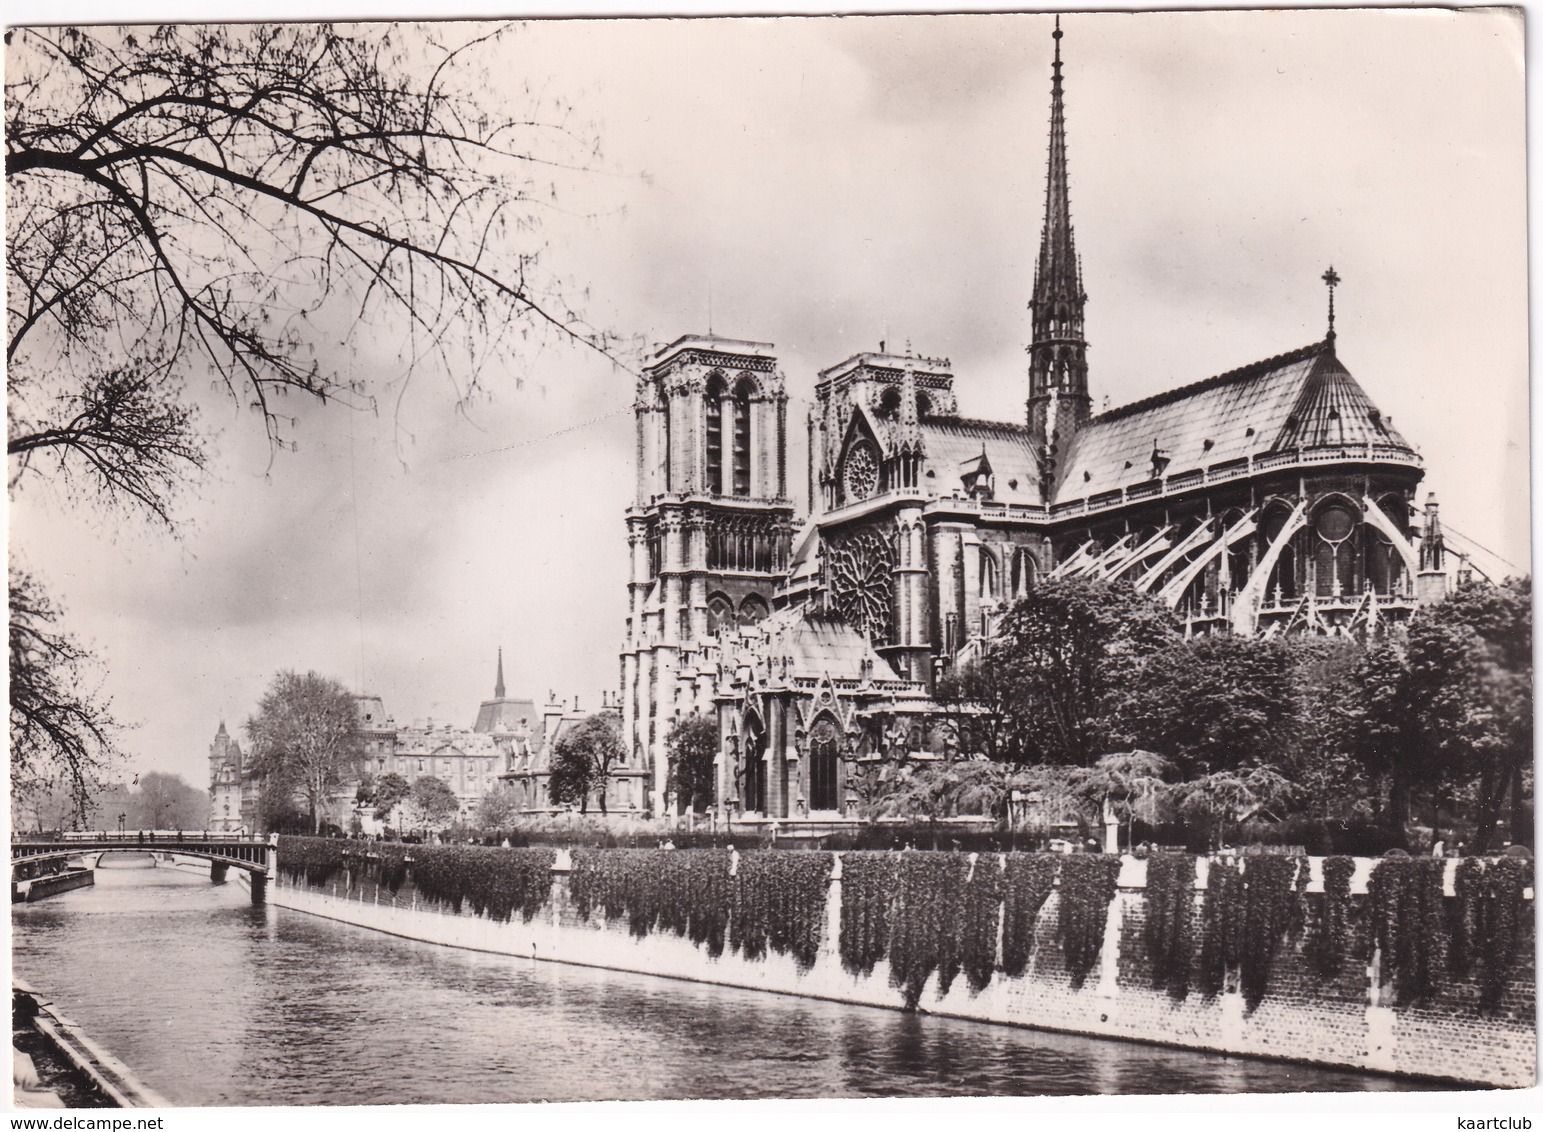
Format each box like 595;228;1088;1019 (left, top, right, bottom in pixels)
12;834;277;904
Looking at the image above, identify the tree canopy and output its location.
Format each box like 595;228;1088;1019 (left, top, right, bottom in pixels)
245;670;364;833
548;711;623;814
476;783;522;831
7;23;614;489
665;713;717;815
959;579;1179;765
406;775;461;832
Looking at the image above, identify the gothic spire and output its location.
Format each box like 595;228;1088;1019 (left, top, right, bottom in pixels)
1034;17;1082;324
494;647;506;700
1028;16;1091;469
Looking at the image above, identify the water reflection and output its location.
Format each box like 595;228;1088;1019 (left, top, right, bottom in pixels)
12;867;1432;1105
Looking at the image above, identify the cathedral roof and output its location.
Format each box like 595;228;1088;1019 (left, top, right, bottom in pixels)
921;417;1041;502
474;697;539;735
1051;341;1415;503
725;606;892;682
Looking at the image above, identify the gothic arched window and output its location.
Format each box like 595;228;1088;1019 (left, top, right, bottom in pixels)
732;378;755;497
1313;502;1360;598
707;593;735;635
738;594;769;627
705;374;727;495
742;716;766;814
979;548;1000;601
809;715;840;812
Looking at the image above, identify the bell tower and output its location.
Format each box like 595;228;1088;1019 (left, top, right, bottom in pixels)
621;334;794;815
1027;18;1091;486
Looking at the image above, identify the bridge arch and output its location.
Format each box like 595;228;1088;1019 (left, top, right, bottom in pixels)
12;834;277;904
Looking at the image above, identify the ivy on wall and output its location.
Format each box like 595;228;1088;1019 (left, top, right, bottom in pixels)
277;834;351;887
400;846;555;923
570;849;663;938
278;837;554;923
730;852;833;970
1197;858;1243;998
1237;855;1302;1010
839;852;898;977
277;839;1531;1020
1310;855;1356;980
1452;855;1533;1013
1000;853;1057;977
1057;854;1121;990
959;855;1005;995
1366;856;1448;1006
1144;853;1195;999
885;852;969;1009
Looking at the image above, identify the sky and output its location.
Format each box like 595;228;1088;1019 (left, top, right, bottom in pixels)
7;8;1529;795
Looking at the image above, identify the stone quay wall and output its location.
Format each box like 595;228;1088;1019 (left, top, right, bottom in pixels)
268;850;1535;1089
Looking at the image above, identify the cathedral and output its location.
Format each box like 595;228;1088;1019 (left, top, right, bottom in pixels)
618;24;1451;821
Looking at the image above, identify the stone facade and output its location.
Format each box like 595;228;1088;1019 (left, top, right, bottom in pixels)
620;25;1458;820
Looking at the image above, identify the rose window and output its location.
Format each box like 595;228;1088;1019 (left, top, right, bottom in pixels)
828;527;895;645
842;441;879;502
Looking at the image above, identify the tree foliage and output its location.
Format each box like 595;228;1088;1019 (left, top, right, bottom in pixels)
362;771;411;824
476;782;522;831
980;579;1180;765
548;711;623;814
8;567;121;821
406;775;461;831
245;670;364;833
1402;579;1531;853
135;770;206;829
665;712;717;815
1111;635;1300;777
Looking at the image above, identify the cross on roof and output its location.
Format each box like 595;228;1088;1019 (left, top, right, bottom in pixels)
1322;265;1341;341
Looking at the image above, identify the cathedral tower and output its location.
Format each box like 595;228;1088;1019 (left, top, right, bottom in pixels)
622;335;794;814
1027;19;1091;482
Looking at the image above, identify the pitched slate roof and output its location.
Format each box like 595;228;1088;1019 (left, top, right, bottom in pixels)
921;417;1042;503
1051;342;1415;503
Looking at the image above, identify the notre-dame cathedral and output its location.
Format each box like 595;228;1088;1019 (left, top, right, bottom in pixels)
619;24;1451;820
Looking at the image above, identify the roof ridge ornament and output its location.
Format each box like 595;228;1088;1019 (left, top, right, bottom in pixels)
1322;265;1341;344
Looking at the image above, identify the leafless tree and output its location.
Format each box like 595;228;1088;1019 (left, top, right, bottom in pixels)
246;669;365;834
8;568;122;821
7;22;617;799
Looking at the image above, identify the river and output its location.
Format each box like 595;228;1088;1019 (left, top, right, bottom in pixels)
10;864;1435;1105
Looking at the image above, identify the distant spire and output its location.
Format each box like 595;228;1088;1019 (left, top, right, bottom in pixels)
1321;265;1341;344
1028;15;1091;467
897;362;923;454
1419;492;1445;572
494;647;506;700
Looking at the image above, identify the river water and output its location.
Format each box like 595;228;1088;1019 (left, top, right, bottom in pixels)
11;864;1433;1106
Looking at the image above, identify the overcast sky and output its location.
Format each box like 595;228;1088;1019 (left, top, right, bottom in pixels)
9;9;1528;794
